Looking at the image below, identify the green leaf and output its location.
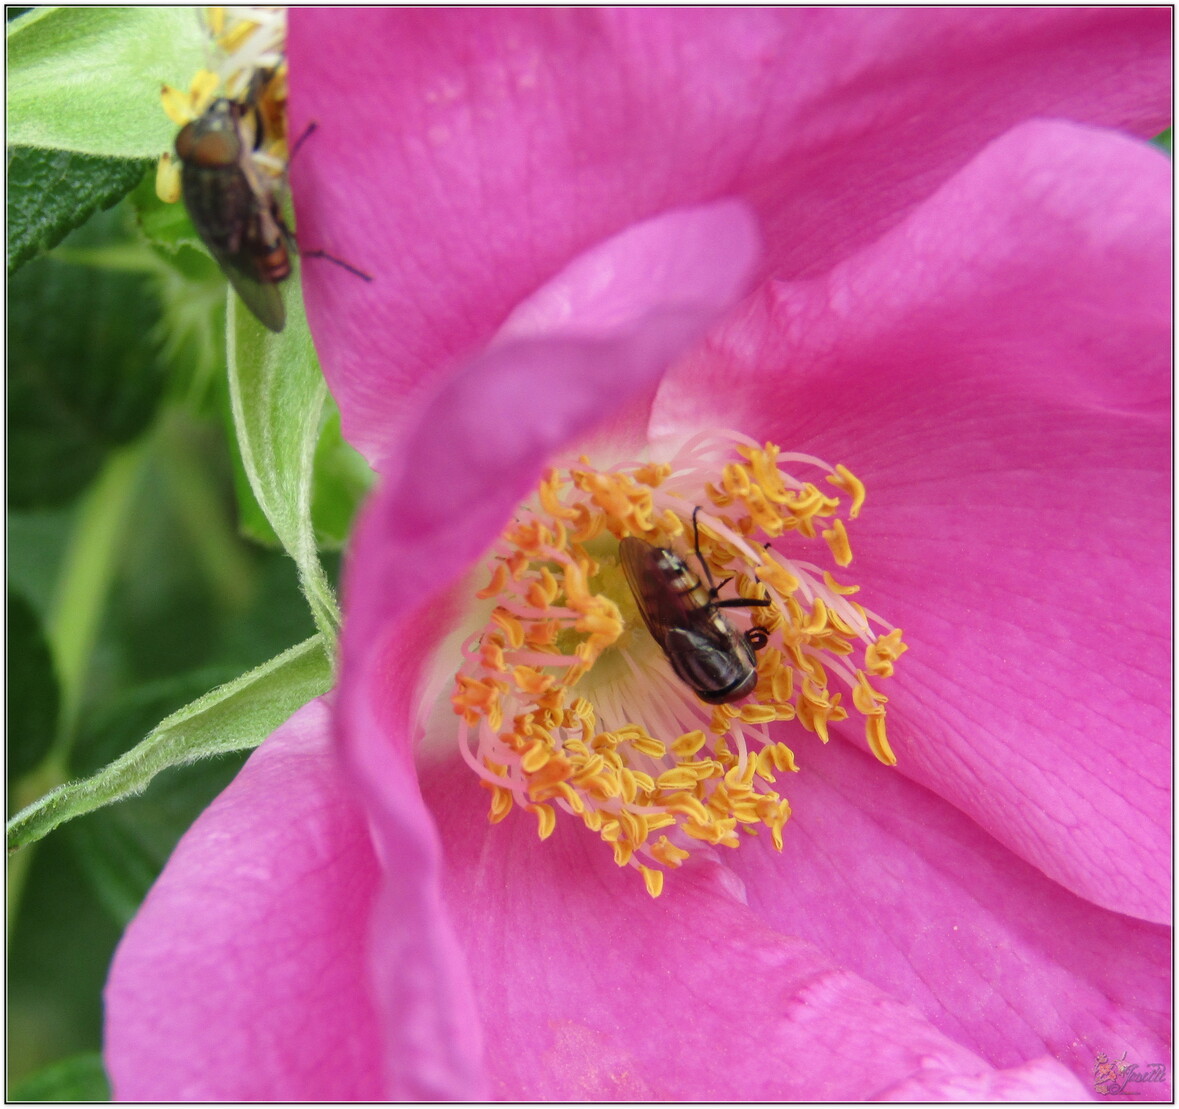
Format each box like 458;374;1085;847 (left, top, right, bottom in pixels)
6;635;332;853
7;589;61;783
7;146;149;274
7;7;206;158
7;206;166;509
1152;127;1171;156
8;1052;110;1101
227;276;342;641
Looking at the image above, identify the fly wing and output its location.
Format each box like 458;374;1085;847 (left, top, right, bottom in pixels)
215;248;286;332
181;161;287;333
619;536;681;649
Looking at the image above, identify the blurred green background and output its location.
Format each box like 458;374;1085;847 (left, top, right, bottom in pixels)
6;165;361;1097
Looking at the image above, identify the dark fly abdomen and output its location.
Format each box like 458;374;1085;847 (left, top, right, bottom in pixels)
663;624;759;704
619;534;764;705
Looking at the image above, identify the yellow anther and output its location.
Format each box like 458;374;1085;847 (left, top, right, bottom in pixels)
629;733;667;758
477;563;510;599
756;559;799;601
761;797;791;850
771;743;798;772
650;836;692;867
519;740;552;775
527;803;557;841
635;462;672;487
551;781;585;814
827;464;866;519
659;507;686;536
505;550;529;579
617;809;649;845
570;503;606;544
524;581;551;610
737;703;781;725
639;866;665;898
538;471;580;520
483;783;514;824
722;462;753;499
822;518;853;567
570;753;606;786
512;666;554;696
160;69;220;127
866;629;908;677
628;769;657;794
655;767;700;791
770;664;794;704
866;714;898;766
683;818;739;846
575;599;624;652
852;670;889;714
679;757;723;779
613;841;636;867
154;153;182;204
665;793;711;823
562;558;591;604
822;570;860;596
723;758;757;790
616;768;641;805
490;608;525;649
671;730;708;757
803;597;829;635
745;445;794;505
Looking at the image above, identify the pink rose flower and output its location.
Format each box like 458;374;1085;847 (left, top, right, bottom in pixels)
105;10;1170;1100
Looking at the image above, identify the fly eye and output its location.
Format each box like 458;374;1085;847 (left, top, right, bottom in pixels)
744;627;770;651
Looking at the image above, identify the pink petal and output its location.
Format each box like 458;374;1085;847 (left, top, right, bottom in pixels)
658;119;1171;923
727;737;1171;1099
103;701;384;1100
289;8;1169;460
335;200;760;1096
417;751;1091;1101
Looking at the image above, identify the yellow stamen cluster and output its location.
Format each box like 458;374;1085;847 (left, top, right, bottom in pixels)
156;6;288;203
452;433;906;895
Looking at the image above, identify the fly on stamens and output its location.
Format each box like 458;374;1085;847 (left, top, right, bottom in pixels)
620;507;772;704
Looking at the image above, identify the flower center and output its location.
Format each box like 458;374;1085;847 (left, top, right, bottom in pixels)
451;431;906;896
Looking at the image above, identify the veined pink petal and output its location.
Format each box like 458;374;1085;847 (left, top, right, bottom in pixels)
727;737;1171;1098
104;701;384;1100
289;7;1169;461
659;120;1171;923
417;751;1092;1101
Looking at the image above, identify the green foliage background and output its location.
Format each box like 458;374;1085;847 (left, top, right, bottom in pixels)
6;7;371;1096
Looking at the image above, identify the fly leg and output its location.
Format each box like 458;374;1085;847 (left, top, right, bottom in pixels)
276;121;374;282
692;506;772;612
